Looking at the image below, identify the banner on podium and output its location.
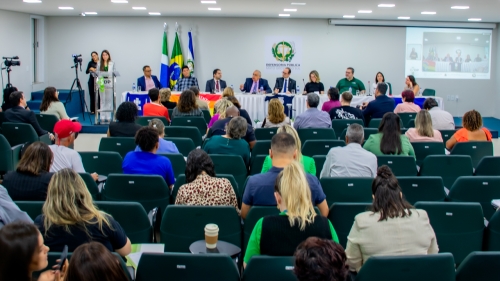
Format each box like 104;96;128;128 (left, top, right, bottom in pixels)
265;36;302;73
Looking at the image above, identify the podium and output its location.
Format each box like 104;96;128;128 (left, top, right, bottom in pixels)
95;68;119;125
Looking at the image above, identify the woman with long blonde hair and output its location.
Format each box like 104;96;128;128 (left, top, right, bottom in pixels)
261;124;316;175
244;161;339;267
304;70;324;94
405;110;443;142
208;98;234;129
262;99;290;128
34;168;131;256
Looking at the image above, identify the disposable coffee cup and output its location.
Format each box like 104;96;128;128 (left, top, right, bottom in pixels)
204;224;219;249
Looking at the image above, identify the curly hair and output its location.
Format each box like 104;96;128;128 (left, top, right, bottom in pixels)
40;87;59;112
159;88;172;102
462;110;483;131
267;99;286;124
135;127;159;152
185;149;216;183
177;90;198;112
226;96;241;109
294;237;349;281
226;116;247;139
115;101;138;122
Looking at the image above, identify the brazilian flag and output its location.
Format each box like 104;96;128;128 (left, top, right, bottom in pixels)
169;32;183;89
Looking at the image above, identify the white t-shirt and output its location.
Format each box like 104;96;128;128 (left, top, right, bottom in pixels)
49;145;86;173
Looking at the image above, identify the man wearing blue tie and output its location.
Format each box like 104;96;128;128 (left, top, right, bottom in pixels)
274;67;297;94
239;70;272;94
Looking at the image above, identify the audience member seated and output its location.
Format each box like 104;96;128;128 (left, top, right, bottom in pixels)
4;91;54;139
190;86;209;110
208;98;233;129
1;86;18;112
329;91;365;123
175;150;240;214
261;125;316;175
320;124;377;178
294;237;349;281
227;96;253;125
204;117;250;166
363;113;415;158
143;88;170;121
107;101;142;137
345;166;438;273
49;120;99;181
3;142;53;201
446;109;492;150
405;110;443;142
262;99;291;128
135;118;179;154
159;88;177;109
171;90;203;118
0;185;33;228
241;133;328;219
0;221;59;281
209;106;256;149
39;87;70;120
122;127;175;188
244;161;339;266
361;83;394;126
293;93;331;129
394;90;421;114
65;242;130;281
423;98;455;130
321;87;341;113
212;87;235;113
35;169;131;255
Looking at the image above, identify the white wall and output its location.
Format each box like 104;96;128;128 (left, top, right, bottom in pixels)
41;16;497;117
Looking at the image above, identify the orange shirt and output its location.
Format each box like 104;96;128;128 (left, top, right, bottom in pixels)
143;103;170;121
453;127;492;142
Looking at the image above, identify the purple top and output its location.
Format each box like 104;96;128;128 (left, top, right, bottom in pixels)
322;100;341;112
208;113;220;128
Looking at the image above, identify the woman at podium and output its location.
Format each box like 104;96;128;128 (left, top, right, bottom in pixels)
97;50;114;123
86;51;99;114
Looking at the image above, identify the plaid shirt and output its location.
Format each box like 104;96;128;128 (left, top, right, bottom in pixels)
177;76;199;91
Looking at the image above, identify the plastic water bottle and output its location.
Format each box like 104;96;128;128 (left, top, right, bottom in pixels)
349;87;352;93
296;85;300;94
174;84;178;92
260;86;264;94
132;83;136;92
230;84;234;89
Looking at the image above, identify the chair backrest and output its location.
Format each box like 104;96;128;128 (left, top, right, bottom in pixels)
377;156;418;176
15;201;44;220
78;173;100;200
448;176;500;220
1;122;39;146
164;137;195;157
168;108;173;119
251;140;271;163
0;134;16;174
301;140;345;157
450;141;494;168
484;210;500;251
249;155;267;176
356;253;455;281
313;155;326;178
79;151;123;176
135;116;169;127
102;174;170;213
35;113;59;132
242;256;297;281
414;202;484;265
158;153;186;178
419;155;474;188
406;119;415;128
243;206;280;251
397;113;417;128
254;127;278;140
202;109;212;123
164;126;202;147
331;119;363;138
368;118;404;129
455;251;500;281
96;201;152;243
160;205;241;252
297;128;336;144
328;203;371;248
396;176;446;204
136;253;240;281
319;177;373;207
98;137;136;158
422;88;436;96
171;174;239;205
209;154;248;192
411;142;445;167
439;129;457;144
475;156;500;176
171;117;207;136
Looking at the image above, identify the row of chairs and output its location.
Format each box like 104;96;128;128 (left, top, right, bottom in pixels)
16;201;500;266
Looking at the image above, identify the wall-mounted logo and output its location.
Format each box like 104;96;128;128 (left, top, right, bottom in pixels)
272;41;295;62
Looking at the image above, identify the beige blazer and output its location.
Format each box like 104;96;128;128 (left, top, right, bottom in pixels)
345;209;439;272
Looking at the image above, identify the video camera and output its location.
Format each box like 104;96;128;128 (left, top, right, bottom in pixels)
2;56;21;68
72;54;82;64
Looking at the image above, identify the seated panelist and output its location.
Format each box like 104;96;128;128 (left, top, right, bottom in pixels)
137;65;162;91
205;68;227;94
240;70;272;94
274;67;296;94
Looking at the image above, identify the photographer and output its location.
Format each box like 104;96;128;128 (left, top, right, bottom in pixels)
86;52;99;114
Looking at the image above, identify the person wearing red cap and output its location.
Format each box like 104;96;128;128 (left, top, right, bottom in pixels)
49;120;99;181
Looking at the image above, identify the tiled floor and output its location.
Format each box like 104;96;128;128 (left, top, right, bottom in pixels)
75;134;500;156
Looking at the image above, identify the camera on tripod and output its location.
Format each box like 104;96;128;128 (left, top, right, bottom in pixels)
72;54;82;64
2;56;21;68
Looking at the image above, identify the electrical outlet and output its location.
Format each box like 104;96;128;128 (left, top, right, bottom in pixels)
455;95;459;101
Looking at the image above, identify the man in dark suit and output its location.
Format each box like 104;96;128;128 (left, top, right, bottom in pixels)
4;91;53;138
205;68;227;94
137;65;162;91
360;83;395;126
239;70;272;94
274;67;296;94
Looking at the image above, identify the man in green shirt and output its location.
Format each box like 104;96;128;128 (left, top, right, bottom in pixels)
336;67;366;95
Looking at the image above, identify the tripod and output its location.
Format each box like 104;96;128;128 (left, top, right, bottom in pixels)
68;62;92;123
5;66;13;89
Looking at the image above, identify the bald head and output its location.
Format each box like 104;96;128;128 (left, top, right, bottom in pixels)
252;70;261;82
225;106;240;118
